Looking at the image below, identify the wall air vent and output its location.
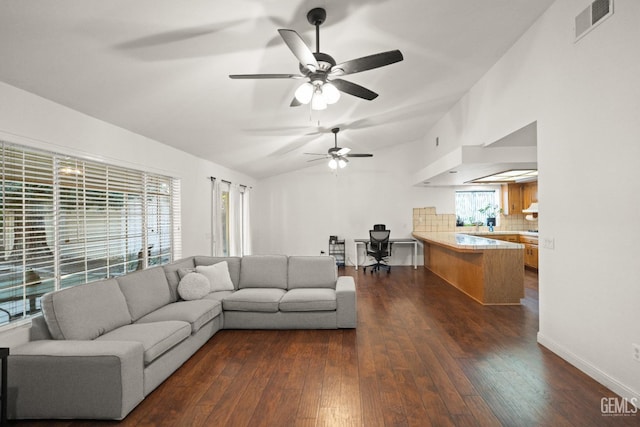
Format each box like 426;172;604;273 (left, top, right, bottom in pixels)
575;0;614;42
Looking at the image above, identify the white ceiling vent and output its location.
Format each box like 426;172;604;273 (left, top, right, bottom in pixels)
575;0;614;42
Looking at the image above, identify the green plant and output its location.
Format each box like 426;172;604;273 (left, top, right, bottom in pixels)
478;204;503;218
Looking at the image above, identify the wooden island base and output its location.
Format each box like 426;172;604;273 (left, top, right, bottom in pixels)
416;234;524;305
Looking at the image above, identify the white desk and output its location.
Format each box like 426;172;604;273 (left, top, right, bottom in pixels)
354;238;419;270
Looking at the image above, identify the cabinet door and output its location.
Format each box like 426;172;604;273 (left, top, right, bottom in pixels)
524;244;539;269
502;184;523;215
531;245;538;269
523;181;538;209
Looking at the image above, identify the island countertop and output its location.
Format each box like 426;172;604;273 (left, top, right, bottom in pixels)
412;231;525;305
412;231;524;251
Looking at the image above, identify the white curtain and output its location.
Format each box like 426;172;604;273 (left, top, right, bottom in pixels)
211;178;225;256
211;179;251;257
242;187;252;256
228;184;242;256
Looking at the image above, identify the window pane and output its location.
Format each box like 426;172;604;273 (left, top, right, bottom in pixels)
455;191;498;225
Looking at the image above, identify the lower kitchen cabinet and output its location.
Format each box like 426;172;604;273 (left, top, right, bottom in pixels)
520;235;539;269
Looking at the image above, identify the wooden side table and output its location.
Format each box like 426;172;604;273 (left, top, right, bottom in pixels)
0;347;7;427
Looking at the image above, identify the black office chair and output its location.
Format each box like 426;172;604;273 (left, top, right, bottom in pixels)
373;224;386;230
363;229;391;274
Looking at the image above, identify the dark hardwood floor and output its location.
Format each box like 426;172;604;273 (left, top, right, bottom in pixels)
13;267;637;426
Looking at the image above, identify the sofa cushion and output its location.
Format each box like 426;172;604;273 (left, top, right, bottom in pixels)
196;262;235;291
287;256;338;289
194;256;242;289
222;288;286;312
96;321;190;365
177;272;211;300
162;257;196;302
41;278;131;340
203;290;235;302
116;267;172;321
279;288;337;312
239;255;288;289
136;299;222;334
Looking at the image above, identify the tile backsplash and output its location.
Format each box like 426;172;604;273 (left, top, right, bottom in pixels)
413;207;538;232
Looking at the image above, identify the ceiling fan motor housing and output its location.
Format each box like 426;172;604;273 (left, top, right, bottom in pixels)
299;52;335;75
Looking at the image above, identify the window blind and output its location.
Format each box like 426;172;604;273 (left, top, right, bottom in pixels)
0;141;180;327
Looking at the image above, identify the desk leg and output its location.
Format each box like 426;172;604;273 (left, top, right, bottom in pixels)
354;242;359;270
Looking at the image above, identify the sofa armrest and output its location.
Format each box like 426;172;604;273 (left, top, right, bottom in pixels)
8;339;144;420
336;276;357;328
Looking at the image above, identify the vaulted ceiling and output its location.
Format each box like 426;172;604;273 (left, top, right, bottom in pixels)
0;0;554;178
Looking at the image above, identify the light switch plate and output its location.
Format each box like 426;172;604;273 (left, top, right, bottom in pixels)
541;237;555;249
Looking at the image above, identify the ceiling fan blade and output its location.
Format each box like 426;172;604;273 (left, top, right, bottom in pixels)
330;50;403;76
290;97;302;107
303;152;327;156
336;147;351;156
229;73;304;79
307;157;329;162
346;153;373;158
331;79;378;100
278;29;319;71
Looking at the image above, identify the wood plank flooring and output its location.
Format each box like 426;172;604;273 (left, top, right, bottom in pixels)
12;267;637;426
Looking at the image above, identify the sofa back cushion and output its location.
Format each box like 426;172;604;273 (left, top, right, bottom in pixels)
195;256;242;289
239;255;288;289
116;266;172;321
287;256;338;289
41;278;131;340
162;257;196;301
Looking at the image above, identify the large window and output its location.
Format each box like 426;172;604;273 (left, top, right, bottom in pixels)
0;142;181;327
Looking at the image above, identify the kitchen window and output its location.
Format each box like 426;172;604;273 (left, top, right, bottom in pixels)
455;190;500;226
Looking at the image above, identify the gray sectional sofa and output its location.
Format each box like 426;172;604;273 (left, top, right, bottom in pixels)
7;254;356;420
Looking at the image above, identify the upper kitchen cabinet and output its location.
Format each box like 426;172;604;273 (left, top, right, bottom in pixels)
523;181;538;209
503;181;537;215
502;183;523;215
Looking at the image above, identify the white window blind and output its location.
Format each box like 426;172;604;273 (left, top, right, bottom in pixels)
0;146;55;322
171;178;182;260
0;141;181;327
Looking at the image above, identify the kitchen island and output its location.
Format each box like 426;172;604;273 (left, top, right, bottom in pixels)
412;232;524;305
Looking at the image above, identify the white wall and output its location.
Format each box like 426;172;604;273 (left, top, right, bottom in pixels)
420;0;640;402
252;139;454;266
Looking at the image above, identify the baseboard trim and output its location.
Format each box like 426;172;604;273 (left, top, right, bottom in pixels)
537;332;639;407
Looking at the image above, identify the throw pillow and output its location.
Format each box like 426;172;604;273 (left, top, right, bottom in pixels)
177;272;210;300
196;261;235;292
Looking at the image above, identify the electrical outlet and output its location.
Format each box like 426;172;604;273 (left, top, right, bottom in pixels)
633;343;640;363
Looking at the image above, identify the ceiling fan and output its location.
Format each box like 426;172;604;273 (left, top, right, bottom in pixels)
305;127;373;169
229;7;403;110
